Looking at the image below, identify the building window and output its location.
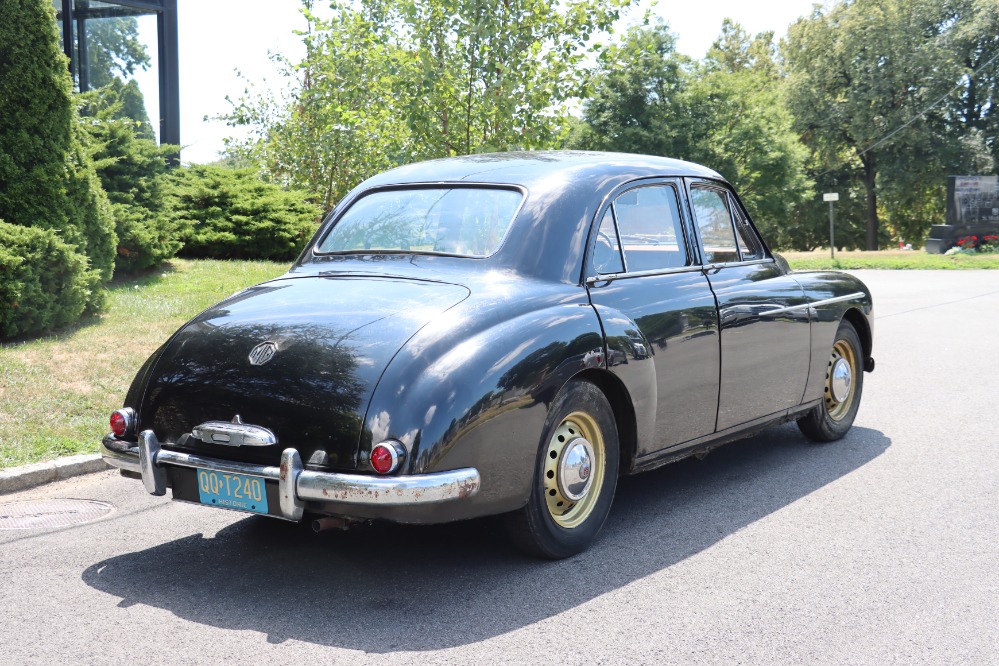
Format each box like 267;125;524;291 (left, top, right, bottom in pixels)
53;0;179;147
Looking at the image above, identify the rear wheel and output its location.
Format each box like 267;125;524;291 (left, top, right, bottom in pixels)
506;380;619;559
798;320;864;442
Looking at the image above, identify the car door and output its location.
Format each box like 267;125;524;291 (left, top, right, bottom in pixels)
586;180;720;456
686;179;811;431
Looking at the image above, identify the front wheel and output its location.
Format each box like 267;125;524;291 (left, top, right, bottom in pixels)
506;380;619;559
798;320;864;442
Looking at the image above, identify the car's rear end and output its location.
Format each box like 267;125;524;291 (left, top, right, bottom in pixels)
101;273;481;523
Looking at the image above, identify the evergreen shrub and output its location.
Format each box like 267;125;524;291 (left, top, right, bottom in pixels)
80;89;187;273
0;220;99;339
167;165;321;261
0;0;115;336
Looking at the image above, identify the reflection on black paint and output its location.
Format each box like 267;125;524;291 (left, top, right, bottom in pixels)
434;333;601;466
147;322;365;469
141;275;470;471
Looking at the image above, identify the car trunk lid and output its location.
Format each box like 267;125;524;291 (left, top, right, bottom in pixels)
139;275;469;470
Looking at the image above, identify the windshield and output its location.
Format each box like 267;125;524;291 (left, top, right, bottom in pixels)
316;187;523;257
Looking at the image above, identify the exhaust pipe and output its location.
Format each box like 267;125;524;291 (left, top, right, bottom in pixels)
312;516;352;533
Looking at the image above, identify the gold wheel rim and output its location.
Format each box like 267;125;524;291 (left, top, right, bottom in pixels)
824;338;857;421
543;411;606;529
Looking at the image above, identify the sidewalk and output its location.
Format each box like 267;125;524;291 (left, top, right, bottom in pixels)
0;455;107;495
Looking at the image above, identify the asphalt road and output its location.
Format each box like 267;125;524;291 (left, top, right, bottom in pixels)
2;270;997;665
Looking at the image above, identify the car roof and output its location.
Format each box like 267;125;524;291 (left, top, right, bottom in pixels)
306;151;730;285
358;151;724;189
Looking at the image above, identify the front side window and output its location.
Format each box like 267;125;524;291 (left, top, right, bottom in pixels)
317;187;522;257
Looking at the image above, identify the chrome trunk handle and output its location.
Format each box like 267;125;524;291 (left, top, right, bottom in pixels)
190;419;277;447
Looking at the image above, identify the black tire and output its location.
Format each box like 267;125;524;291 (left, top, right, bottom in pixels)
797;320;864;442
505;379;619;559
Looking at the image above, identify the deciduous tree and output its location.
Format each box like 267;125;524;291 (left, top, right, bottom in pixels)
573;21;812;248
224;0;627;209
785;0;956;249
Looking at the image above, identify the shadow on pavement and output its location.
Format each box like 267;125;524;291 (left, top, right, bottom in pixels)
82;424;889;651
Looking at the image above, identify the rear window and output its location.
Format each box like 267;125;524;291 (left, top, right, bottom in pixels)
316;187;522;257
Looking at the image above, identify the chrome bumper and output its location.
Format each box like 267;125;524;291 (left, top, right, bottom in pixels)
101;431;481;521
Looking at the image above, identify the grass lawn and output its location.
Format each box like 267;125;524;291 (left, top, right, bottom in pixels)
0;259;287;469
783;249;999;270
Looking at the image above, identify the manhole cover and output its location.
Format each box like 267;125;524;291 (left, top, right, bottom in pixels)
0;499;114;530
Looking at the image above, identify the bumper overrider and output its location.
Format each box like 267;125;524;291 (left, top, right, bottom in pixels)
101;431;481;521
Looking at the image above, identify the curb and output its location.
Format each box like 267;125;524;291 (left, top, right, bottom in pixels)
0;455;108;495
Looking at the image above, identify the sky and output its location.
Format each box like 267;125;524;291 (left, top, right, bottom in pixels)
134;0;826;164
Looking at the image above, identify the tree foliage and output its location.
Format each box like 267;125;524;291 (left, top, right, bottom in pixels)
224;0;627;211
224;2;412;213
79;88;186;273
167;0;999;253
570;23;693;158
940;0;999;169
572;21;813;248
395;0;625;156
785;0;999;249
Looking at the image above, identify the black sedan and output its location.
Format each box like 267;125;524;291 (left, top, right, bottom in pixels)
102;152;874;558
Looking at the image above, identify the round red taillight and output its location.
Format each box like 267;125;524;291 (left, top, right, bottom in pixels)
110;408;133;438
370;440;405;475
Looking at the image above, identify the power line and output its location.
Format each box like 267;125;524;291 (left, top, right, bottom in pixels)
814;45;999;180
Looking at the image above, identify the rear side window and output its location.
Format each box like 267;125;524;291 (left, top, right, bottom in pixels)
596;185;689;274
317;187;522;257
690;187;739;264
593;208;624;274
731;198;765;261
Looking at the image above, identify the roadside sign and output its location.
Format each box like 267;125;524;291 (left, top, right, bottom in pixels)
824;194;839;258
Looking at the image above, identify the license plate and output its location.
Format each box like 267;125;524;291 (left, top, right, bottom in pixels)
196;469;268;514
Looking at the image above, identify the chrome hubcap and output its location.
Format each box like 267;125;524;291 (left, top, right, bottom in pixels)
558;437;594;501
825;338;858;421
830;358;852;403
543;412;606;529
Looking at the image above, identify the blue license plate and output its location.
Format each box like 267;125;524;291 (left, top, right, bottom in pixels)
196;469;268;514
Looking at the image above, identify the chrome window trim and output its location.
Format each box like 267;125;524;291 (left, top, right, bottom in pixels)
598;205;627;274
728;192;766;261
586;181;693;281
689;184;740;264
586;264;705;284
700;258;776;271
684;178;777;267
763;292;867;316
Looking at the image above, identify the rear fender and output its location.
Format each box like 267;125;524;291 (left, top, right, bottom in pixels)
363;303;604;516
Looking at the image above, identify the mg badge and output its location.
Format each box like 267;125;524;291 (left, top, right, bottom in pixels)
248;341;278;366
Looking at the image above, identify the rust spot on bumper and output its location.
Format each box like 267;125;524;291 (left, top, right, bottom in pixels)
456;478;478;499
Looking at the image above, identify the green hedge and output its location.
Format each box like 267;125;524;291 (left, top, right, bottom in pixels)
80;87;187;273
0;0;116;338
0;0;115;321
0;221;100;339
168;165;321;261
